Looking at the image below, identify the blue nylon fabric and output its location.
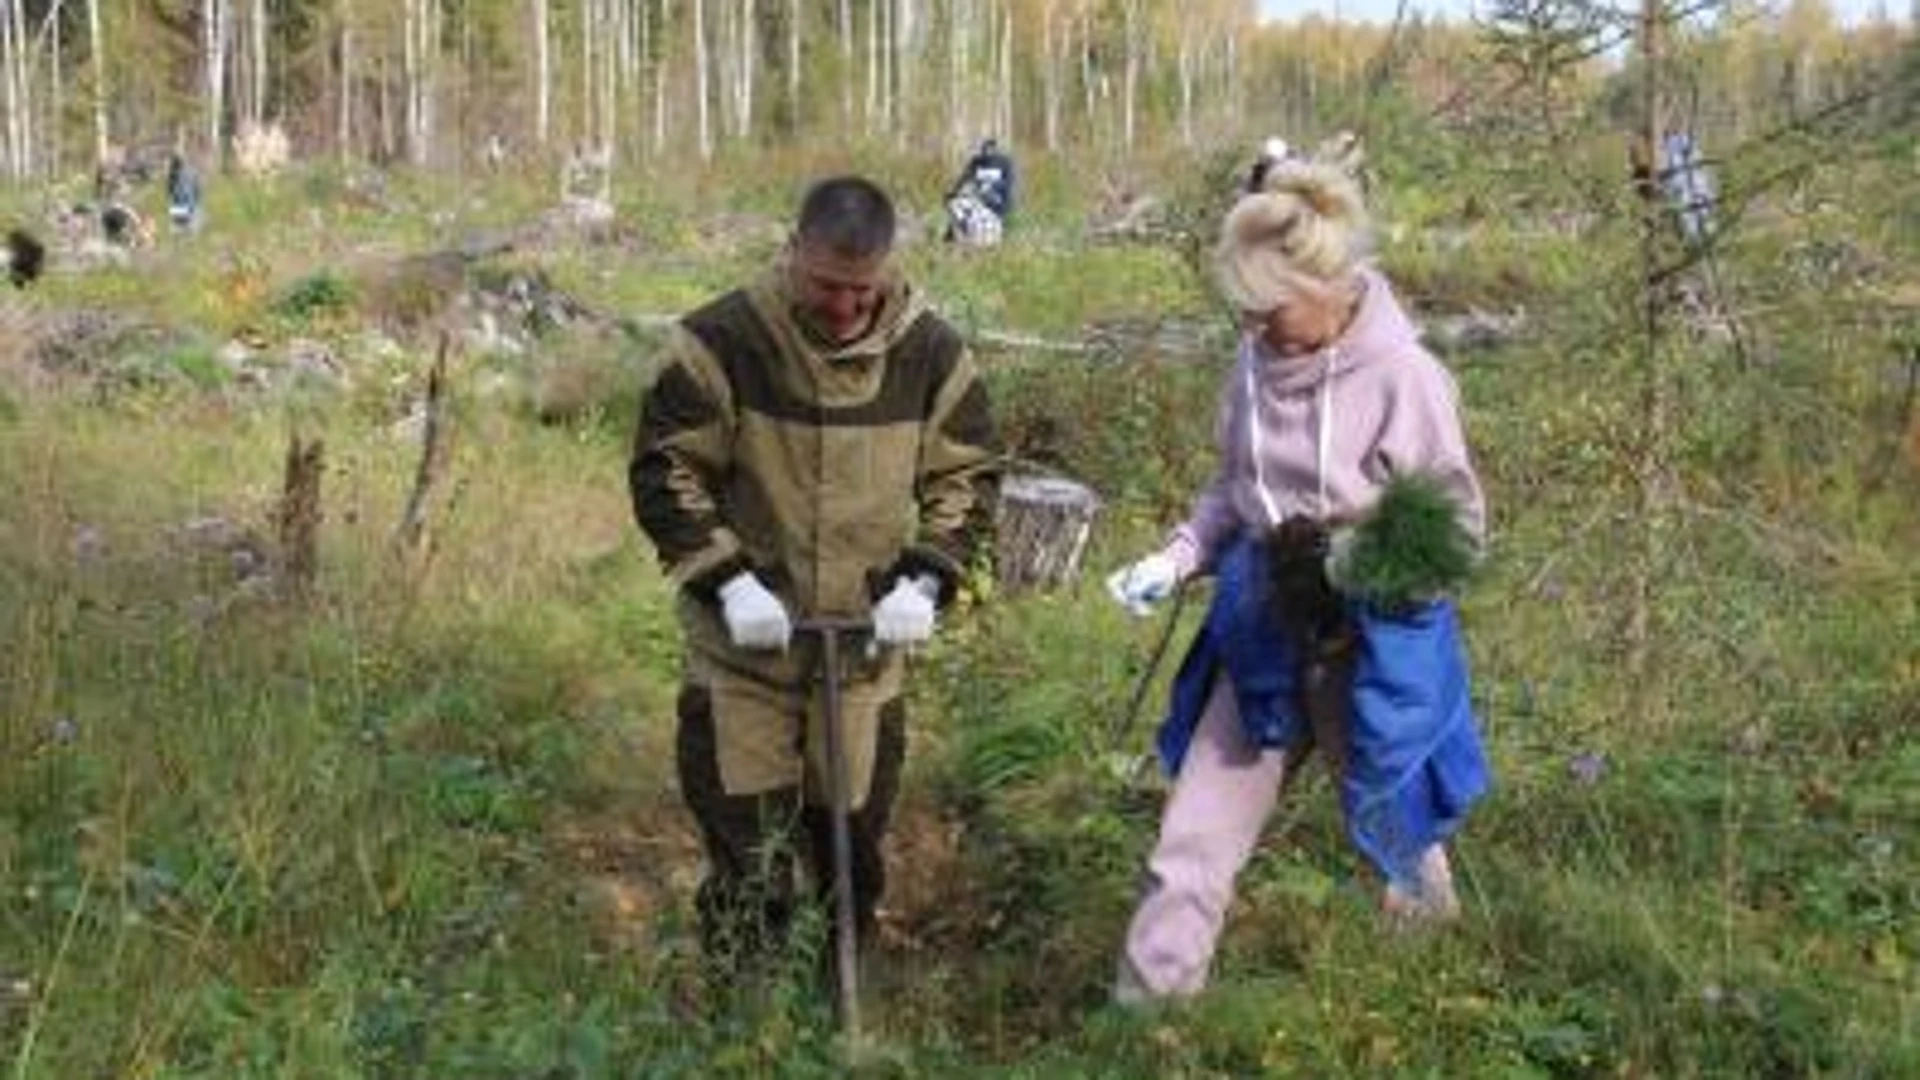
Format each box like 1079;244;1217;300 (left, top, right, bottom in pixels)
1154;535;1491;886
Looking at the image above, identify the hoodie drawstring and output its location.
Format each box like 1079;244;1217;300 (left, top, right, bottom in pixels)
1243;339;1337;527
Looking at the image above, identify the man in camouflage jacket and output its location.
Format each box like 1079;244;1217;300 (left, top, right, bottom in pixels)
631;175;1000;976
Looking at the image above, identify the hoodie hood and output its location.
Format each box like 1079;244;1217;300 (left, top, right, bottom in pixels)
1242;267;1420;397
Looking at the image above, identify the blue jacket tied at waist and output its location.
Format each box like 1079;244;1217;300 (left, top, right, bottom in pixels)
1158;535;1490;888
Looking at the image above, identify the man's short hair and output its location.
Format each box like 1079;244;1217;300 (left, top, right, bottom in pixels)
796;176;895;258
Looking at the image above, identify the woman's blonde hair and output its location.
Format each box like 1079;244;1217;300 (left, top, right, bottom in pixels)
1216;158;1370;314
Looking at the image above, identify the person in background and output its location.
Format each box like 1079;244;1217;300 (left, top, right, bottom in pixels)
1244;136;1294;194
167;152;203;233
945;137;1017;246
1106;157;1492;1004
630;175;1000;996
1660;128;1716;247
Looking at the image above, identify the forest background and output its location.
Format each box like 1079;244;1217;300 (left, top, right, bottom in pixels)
0;0;1915;1075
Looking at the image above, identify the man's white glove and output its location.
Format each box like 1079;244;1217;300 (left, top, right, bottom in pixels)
873;574;940;646
1106;549;1186;618
717;571;792;650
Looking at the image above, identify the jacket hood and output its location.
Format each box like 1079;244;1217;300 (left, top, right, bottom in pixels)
1244;267;1421;395
746;262;929;363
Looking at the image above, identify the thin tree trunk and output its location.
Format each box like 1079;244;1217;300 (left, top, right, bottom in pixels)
251;0;267;128
534;0;550;146
996;4;1010;141
693;0;710;159
1121;0;1139;151
88;0;106;168
1078;7;1094;144
48;0;61;179
2;0;19;179
837;0;852;130
338;1;352;164
879;0;892;133
653;0;670;154
1042;0;1058;151
206;0;228;165
1629;0;1668;695
894;0;913;148
786;0;799;133
946;0;964;152
865;0;878;134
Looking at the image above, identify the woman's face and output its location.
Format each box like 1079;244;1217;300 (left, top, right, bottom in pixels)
1241;284;1351;359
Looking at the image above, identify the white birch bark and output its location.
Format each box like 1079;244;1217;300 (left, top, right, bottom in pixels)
1121;0;1139;151
996;4;1010;141
837;0;852;130
653;0;672;154
894;0;914;148
88;0;106;168
1041;0;1058;151
206;0;229;166
786;0;799;132
534;0;550;146
338;0;352;164
251;0;267;128
865;0;877;134
693;0;711;159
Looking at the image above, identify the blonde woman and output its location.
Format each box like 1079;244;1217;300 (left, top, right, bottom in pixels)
1106;160;1491;1003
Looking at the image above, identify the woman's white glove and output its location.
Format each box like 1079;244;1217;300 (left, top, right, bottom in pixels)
1106;543;1193;617
873;574;940;646
717;571;792;650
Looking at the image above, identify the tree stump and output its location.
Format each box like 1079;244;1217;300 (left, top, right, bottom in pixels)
995;474;1102;593
278;433;325;603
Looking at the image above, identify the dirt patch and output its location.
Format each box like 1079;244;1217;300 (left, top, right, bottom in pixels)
550;802;703;957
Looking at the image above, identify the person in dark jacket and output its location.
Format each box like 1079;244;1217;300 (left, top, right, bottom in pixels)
167;153;203;232
630;175;1001;992
945;138;1016;245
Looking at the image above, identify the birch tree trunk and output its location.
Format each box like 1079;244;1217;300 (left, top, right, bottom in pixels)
1041;0;1058;151
1177;26;1195;147
653;0;671;154
879;0;892;133
786;0;799;133
733;0;753;141
206;0;229;165
338;1;352;164
1078;6;1095;144
581;0;594;148
250;0;267;128
946;0;967;152
894;0;914;148
995;5;1010;141
1121;0;1140;151
865;0;877;134
88;0;106;167
693;0;711;159
534;0;550;146
404;0;419;162
1;0;21;179
837;0;852;130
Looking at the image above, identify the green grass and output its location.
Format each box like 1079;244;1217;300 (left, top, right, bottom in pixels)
2;121;1918;1076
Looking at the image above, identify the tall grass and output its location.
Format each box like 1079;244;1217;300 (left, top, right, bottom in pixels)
2;127;1916;1075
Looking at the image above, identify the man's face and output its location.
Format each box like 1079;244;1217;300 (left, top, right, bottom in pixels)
788;239;890;346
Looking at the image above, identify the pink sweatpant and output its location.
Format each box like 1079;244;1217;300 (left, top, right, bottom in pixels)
1115;673;1456;1002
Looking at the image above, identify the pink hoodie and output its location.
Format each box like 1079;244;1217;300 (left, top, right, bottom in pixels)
1170;269;1486;572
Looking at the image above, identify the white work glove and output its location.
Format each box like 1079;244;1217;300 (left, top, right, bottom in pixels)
1106;548;1187;617
873;574;940;646
716;571;792;650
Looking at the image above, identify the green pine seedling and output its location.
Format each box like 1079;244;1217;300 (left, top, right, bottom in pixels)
1331;473;1478;612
